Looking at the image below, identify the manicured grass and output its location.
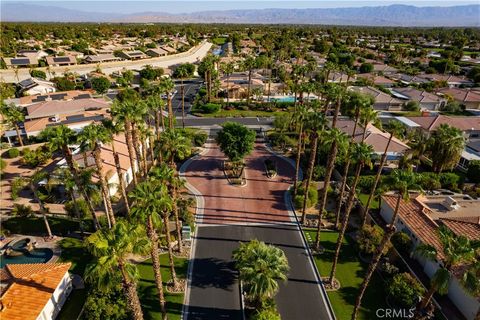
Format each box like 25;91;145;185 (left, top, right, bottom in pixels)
211;37;227;45
358;193;379;210
2;216;94;236
58;237;92;275
305;229;387;320
137;254;188;320
194;109;286;118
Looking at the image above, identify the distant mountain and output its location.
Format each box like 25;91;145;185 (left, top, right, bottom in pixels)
2;2;479;27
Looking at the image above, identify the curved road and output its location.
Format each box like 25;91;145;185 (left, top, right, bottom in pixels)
182;140;334;320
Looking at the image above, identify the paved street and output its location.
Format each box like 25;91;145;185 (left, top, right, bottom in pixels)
172;80;202;117
183;142;334;320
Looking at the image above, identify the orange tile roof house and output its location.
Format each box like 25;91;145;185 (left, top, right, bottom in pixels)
349;86;404;111
436;87;480;110
380;194;480;320
0;263;73;320
406;114;480;138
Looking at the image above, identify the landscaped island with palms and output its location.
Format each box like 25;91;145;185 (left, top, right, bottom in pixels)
1;3;480;320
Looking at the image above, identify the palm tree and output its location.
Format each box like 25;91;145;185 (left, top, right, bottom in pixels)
242;56;257;105
129;181;171;318
111;99;141;186
77;123;116;226
428;124;465;173
1;103;25;146
314;128;348;249
221;61;235;106
40;125;101;230
232;239;289;308
85;220;149;320
102;118;131;215
292;105;308;197
146;95;166;141
413;226;478;316
351;170;421;320
301;111;327;224
361;120;405;227
329;142;374;284
26;170;53;237
159;77;176;129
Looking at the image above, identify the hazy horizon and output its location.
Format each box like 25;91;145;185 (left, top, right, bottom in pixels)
3;0;478;14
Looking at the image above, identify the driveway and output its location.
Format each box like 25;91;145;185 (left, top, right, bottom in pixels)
182;142;334;320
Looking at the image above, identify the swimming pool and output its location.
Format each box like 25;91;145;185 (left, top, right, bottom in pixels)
271;97;295;103
0;239;53;268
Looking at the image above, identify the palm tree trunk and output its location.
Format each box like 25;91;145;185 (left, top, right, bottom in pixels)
172;181;183;254
163;214;179;289
93;146;115;226
114;151;130;216
132;125;145;178
329;162;363;284
247;69;252;105
125;120;138;186
293;124;304;197
14;124;24;146
167;95;174;129
419;284;436;311
361;133;393;227
141;137;148;177
301;134;318;224
267;68;272;102
149;135;155;165
226;73;230;105
147;216;167;318
69;190;84;236
119;261;144;320
351;194;401;320
315;140;338;249
155;110;161;141
62;146;100;230
31;184;53;237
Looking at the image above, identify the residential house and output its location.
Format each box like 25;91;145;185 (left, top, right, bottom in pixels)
2;56;39;69
17;90;93;107
458;139;480;170
0;263;73;320
387;73;431;86
117;50;149;60
380;194;480;320
159;45;176;55
45;56;77;67
435;88;480;109
356;74;396;88
406;114;480;138
423;74;474;88
146;48;170;57
372;63;398;75
390;87;446;111
335;119;410;165
18;78;56;96
349;86;404;111
328;72;354;84
18;49;49;60
83;54;122;64
220;72;265;99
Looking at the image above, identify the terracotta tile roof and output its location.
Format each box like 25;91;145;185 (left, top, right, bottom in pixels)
439;218;480;241
0;263;71;320
19;90;92;106
26;98;110;120
407;115;480;132
382;194;444;259
392;87;443;104
436;87;480;103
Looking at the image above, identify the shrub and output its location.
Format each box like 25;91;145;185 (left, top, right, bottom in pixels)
192;131;208;147
357;175;377;193
64;199;89;219
21;146;51;167
313;165;326;181
7;147;19;158
91;76;111;94
11;177;26;201
293;183;318;209
251;307;281;320
438;172;460;190
387;273;425;308
467;160;480;183
83;286;128;320
359;63;374;73
357;224;387;255
419;172;441;191
391;232;413;254
200;103;221;114
404;101;420;112
0;158;5;177
30;69;47;79
11;203;34;217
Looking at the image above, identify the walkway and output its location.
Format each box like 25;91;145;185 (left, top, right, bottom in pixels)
182;141;334;320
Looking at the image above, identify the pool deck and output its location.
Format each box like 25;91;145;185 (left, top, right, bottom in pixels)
1;234;62;265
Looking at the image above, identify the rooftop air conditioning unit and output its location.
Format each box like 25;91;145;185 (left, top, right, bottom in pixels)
442;196;460;211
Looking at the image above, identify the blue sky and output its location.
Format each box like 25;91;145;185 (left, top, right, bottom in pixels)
4;1;477;14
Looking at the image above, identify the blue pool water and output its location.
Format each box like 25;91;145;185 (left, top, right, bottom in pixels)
0;239;53;268
272;97;295;103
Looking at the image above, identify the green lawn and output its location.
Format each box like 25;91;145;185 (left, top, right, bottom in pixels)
357;193;379;210
305;229;387;320
57;288;88;320
194;109;286;118
211;37;227;45
137;254;188;320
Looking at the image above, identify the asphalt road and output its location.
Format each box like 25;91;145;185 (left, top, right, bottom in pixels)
172;80;202;117
183;143;334;320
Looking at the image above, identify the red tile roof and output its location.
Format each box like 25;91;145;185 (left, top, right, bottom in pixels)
439;218;480;241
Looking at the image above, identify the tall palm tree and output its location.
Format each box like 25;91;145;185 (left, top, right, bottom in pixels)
146;95;166;141
413;226;478;315
329;142;374;284
158;131;191;254
85;220;149;320
129;181;171;318
301;111;327;224
27;170;52;237
78;123;116;227
292;105;308;197
102;119;131;215
111;99;140;186
361;120;405;227
1;103;25;146
40;125;100;230
242;56;257;105
351;170;421;320
428;124;465;173
159;77;176;129
221;61;235;106
314;128;348;249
